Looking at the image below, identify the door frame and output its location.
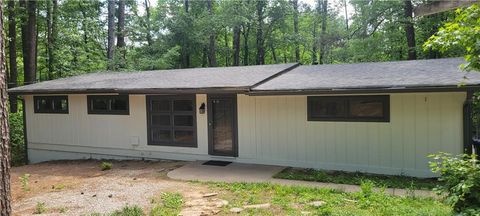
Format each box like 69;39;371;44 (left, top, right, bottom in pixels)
207;94;238;157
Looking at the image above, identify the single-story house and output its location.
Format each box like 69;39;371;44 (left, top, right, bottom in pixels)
9;58;480;177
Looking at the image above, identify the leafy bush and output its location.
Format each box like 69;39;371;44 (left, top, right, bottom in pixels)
110;205;144;216
9;109;25;166
429;153;480;214
100;162;113;171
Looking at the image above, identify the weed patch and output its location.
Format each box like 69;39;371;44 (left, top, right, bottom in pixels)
274;167;439;190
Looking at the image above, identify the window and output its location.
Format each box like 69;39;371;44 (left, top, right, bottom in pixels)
34;96;69;114
308;95;389;122
87;95;129;115
147;95;196;147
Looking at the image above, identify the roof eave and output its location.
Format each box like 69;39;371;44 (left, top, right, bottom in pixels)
247;85;480;96
8;87;251;95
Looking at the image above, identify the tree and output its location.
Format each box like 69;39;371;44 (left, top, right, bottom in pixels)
292;0;300;62
318;0;328;64
46;0;59;80
0;0;12;214
117;0;126;68
144;0;152;46
7;0;17;113
404;0;416;60
19;0;37;85
107;0;115;70
425;4;479;71
207;0;217;67
256;0;266;65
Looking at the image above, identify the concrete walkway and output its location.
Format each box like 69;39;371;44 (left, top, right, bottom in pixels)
167;161;437;198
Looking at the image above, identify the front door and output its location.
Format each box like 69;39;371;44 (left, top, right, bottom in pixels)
208;95;237;157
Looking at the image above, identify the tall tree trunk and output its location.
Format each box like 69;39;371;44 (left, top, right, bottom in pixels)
202;47;208;67
46;0;53;80
319;0;327;65
256;0;265;65
242;24;250;65
0;0;12;213
7;0;17;113
404;0;416;60
117;0;126;68
20;0;37;85
144;0;152;46
207;0;217;67
344;0;349;30
181;0;190;68
224;29;229;66
270;41;277;63
52;0;58;77
292;0;300;62
107;0;115;70
233;26;241;66
312;8;318;65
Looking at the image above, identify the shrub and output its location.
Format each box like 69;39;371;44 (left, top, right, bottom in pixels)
100;162;113;171
19;173;30;191
429;153;480;214
111;205;145;216
34;202;47;214
9;109;25;166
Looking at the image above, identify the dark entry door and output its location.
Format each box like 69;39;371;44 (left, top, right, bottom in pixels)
208;95;237;157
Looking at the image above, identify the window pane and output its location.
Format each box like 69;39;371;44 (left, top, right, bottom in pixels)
152;100;170;112
111;98;128;111
152;129;171;141
174;130;194;143
92;98;108;110
311;99;345;118
152;115;170;126
174;100;193;111
37;98;51;111
53;99;68;112
349;99;384;118
174;115;194;127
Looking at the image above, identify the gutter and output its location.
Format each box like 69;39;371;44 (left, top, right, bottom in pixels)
247;85;480;96
8;87;251;95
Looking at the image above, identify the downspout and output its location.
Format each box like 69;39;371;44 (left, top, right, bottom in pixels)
21;97;29;164
463;90;473;154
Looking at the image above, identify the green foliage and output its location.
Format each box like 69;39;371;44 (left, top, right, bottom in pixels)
100;161;113;171
429;153;480;214
274;167;439;190
110;205;145;216
207;181;451;215
9;108;25;166
424;4;480;71
150;192;183;216
34;202;47;214
19;173;30;191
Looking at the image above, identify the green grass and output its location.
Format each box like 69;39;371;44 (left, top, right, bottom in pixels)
110;206;145;216
205;181;451;216
274;167;440;190
149;192;183;216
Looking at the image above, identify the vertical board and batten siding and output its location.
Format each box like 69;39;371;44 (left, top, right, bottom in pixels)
236;92;466;177
25;92;466;177
25;94;210;162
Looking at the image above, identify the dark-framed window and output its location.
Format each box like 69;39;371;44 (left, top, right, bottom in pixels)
87;95;129;115
146;95;196;148
34;96;69;114
307;95;390;122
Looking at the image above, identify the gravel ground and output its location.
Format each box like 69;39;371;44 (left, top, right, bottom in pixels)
10;160;222;216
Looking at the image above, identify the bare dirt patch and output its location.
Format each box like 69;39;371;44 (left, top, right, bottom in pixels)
11;160;222;216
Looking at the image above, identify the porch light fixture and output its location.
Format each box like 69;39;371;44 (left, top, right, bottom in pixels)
199;103;206;114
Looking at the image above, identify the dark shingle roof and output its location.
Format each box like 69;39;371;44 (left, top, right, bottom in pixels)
9;63;298;94
253;58;480;92
9;58;480;94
